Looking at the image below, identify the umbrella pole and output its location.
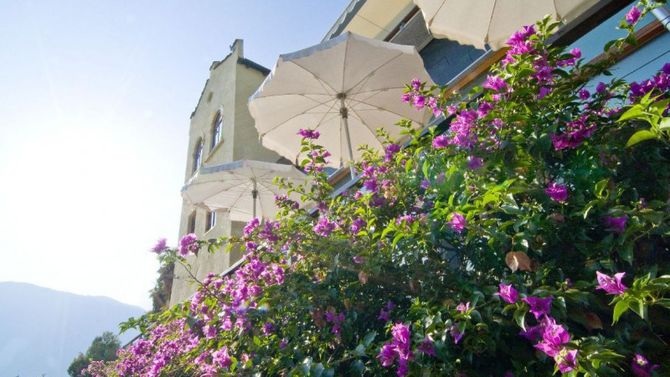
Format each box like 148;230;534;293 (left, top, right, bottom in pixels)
252;179;258;219
339;96;355;179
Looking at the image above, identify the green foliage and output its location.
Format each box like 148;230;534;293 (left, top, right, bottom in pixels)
97;2;670;376
67;331;120;376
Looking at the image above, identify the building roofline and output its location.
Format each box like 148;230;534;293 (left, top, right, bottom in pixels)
237;57;270;75
190;40;269;119
322;0;367;41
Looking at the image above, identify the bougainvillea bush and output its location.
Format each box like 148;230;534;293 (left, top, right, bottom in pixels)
92;3;670;376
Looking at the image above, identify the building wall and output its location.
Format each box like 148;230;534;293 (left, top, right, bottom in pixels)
170;40;281;305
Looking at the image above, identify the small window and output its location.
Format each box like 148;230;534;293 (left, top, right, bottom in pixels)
206;210;216;231
187;212;196;234
192;139;203;174
211;111;223;150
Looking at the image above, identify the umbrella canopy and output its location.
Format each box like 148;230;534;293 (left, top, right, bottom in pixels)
181;160;308;222
414;0;598;50
249;32;434;172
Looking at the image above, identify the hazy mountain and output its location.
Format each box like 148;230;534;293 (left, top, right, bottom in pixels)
0;282;145;377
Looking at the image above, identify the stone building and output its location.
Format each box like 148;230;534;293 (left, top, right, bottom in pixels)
170;40;282;305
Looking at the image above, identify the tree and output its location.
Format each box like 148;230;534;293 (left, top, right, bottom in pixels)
67;331;120;376
67;353;89;377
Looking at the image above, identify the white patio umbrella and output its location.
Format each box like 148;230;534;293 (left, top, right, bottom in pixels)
414;0;598;50
182;160;308;221
249;32;434;178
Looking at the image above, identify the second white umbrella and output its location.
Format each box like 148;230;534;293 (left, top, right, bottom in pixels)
182;160;308;221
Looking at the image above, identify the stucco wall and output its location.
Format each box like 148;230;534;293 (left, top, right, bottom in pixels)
170;40;281;305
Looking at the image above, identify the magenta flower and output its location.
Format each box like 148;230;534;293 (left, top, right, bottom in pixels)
483;75;508;92
522;296;553;320
596;82;608;94
151;238;168;254
413;95;426;109
411;78;421;91
596;271;627;295
536;87;552;100
545;182;568;202
579;89;590;100
211;346;232;369
178;233;198;257
467;156;484;170
378;301;395;322
392;323;410;345
313;217;336;237
456;302;471;314
362;178;378;192
297;128;320;139
450;324;464;344
497;283;519;304
384;143;401;162
626;6;642;25
631;353;660;377
449;212;466;233
604;215;628;233
377;343;397;367
570;48;582;59
401;92;412;103
555;348;578;373
417;337;436;357
519;324;544;342
432;135;449;149
378;322;413;376
534;316;571;357
243;217;260;236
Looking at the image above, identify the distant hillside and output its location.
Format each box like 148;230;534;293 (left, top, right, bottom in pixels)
0;282;144;377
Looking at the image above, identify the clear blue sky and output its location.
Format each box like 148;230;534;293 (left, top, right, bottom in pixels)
0;0;350;309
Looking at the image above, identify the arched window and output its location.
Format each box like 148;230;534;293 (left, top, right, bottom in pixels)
211;111;223;150
206;210;216;231
192;139;203;174
187;211;196;234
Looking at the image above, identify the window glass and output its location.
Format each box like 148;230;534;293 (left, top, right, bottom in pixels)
211;111;222;150
206;211;216;231
187;212;196;234
192;139;203;173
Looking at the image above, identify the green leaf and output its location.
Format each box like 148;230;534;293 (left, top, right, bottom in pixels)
514;306;528;331
618;104;645;122
630;299;648;320
626;130;657;147
659;117;670;130
656;298;670;310
612;300;629;324
312;363;324;377
350;360;365;376
362;330;377;346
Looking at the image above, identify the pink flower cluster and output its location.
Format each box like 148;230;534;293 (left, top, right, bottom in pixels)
551;115;596;151
178;233;199;256
297;128;320;139
313;216;337;236
115;320;200;377
629;63;670;103
402;78;443;117
324;309;346;337
449;212;466;233
498;284;577;373
545;182;568;202
596;271;627;295
378;323;414;377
